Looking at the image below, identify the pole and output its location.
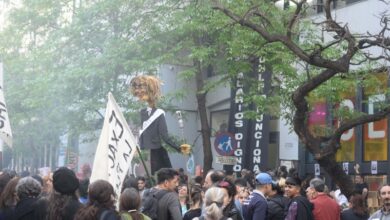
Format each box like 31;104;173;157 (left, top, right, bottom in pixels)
135;146;154;186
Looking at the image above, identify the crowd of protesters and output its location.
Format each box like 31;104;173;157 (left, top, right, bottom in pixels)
0;165;388;220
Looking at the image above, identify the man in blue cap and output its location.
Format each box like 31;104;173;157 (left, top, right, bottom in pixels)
242;172;273;220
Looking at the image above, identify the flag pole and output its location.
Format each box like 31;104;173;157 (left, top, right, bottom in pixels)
135;146;154;186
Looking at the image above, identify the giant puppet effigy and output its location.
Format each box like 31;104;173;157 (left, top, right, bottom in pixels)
129;75;190;174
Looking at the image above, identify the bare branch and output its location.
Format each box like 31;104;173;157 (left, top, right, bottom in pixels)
333;106;390;143
287;0;305;39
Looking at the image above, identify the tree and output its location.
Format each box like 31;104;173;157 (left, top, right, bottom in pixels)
213;0;390;197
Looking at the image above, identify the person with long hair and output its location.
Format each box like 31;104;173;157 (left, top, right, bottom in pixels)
119;187;151;220
74;180;119;220
183;185;202;220
341;194;369;220
0;177;20;220
217;179;242;220
178;184;189;215
195;187;232;220
45;167;82;220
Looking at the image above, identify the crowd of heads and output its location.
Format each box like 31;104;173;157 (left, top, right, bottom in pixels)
0;164;388;220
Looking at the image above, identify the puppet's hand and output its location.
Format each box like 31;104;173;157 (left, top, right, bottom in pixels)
180;144;191;155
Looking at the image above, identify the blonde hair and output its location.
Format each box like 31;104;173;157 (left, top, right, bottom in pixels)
203;187;225;220
129;75;162;107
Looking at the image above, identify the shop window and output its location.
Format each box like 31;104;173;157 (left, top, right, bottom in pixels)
334;88;356;162
363;73;388;161
365;175;387;212
210;110;230;136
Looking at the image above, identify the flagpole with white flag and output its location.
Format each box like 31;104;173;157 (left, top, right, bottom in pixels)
90;92;138;199
0;63;13;149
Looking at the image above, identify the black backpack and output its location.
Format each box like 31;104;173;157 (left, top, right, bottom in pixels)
140;188;168;220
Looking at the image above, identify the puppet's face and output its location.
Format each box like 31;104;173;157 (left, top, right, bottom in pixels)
130;79;149;102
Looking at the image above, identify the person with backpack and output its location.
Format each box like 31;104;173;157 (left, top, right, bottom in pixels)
141;168;182;220
120;188;151;220
284;176;314;220
267;179;290;220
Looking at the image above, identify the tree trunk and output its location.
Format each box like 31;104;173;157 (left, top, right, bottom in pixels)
194;61;213;177
316;152;354;198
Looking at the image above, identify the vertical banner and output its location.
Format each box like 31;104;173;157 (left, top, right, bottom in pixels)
90;93;137;198
226;57;270;175
0;63;12;148
247;58;271;172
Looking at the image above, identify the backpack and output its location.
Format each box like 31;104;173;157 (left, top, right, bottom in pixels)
140;188;168;220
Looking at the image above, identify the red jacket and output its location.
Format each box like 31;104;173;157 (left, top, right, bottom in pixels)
311;193;340;220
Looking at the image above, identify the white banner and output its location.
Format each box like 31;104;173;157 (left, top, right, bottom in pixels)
0;63;12;148
90;93;137;198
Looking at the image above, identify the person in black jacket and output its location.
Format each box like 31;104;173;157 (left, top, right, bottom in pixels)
341;194;369;220
130;75;189;174
45;167;82;220
217;179;243;220
13;176;44;220
267;179;290;220
284;176;314;220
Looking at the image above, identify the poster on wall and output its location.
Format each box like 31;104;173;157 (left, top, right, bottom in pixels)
371;161;378;174
343;162;349;175
314;163;320;176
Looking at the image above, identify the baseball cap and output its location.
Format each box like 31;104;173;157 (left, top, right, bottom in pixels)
255;173;273;185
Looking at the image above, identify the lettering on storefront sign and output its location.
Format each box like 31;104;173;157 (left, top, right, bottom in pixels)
339;94;386;141
233;73;244;172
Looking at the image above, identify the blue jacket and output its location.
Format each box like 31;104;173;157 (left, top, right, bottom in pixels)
242;190;268;220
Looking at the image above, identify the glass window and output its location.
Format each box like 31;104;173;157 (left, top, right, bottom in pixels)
335;89;356;162
363;72;388;161
210;110;229;136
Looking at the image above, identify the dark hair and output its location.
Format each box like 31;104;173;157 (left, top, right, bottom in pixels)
156;168;179;184
234;178;248;187
350;194;368;216
119;188;144;220
121;175;138;193
74;180;116;220
271;181;284;195
0;172;12;196
0;177;20;209
46;190;80;220
189;185;203;207
193;176;203;185
136;176;146;182
217;179;237;198
210;170;225;184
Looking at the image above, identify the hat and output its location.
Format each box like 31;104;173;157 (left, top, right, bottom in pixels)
285;176;301;186
255;173;273;185
53;167;79;195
